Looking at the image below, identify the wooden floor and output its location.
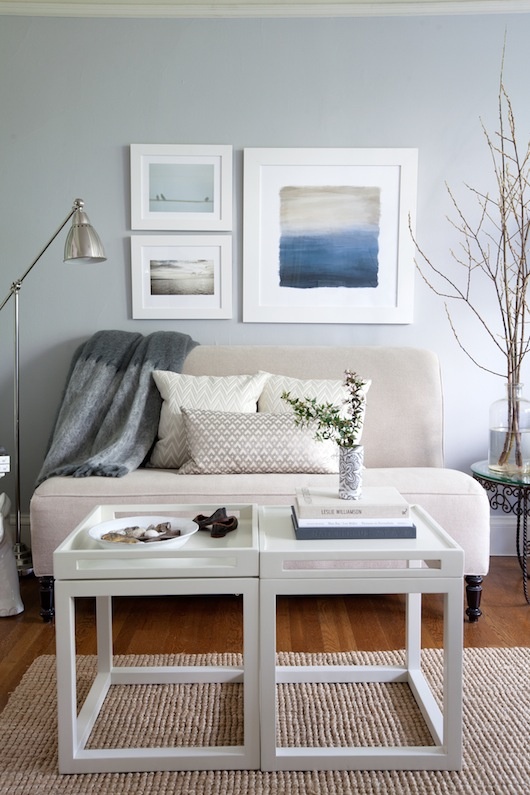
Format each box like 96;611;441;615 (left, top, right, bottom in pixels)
0;556;529;713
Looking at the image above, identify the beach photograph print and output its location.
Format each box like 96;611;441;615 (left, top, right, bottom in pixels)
149;162;215;215
279;185;380;290
131;235;232;320
149;256;214;296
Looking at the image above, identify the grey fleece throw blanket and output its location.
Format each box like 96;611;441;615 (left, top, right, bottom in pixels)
36;329;198;484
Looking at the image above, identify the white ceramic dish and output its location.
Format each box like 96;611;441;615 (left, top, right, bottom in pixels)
87;515;198;550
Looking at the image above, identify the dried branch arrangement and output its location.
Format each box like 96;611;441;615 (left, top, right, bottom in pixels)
412;53;530;470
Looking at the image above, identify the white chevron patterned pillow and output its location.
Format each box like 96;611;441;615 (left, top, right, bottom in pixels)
258;373;370;451
150;370;271;469
178;409;340;474
258;373;370;418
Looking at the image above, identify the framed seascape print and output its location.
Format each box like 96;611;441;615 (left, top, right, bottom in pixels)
130;144;233;231
242;148;418;324
131;235;232;319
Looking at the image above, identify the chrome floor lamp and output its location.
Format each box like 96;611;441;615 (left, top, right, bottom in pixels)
0;199;106;574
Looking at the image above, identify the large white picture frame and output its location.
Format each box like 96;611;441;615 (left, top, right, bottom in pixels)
131;235;232;319
131;144;233;231
243;147;418;324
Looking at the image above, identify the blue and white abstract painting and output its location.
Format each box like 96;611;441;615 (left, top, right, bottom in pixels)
278;185;381;290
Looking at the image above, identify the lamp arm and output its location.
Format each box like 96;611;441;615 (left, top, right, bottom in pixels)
0;200;81;313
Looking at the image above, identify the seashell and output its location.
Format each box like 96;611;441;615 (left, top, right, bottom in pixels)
101;532;140;544
143;528;161;538
124;526;146;539
153;522;172;534
144;528;182;542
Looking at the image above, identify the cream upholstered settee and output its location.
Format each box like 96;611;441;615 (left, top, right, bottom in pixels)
30;345;490;622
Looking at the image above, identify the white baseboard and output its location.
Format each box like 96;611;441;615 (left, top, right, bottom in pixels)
490;514;519;556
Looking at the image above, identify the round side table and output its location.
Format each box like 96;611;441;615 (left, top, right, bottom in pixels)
471;461;530;603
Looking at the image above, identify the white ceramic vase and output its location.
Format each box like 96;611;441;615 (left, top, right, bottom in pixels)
338;445;364;500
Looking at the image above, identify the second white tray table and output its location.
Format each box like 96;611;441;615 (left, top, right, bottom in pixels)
258;504;464;772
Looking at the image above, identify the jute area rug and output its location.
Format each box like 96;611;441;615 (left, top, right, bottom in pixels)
0;647;529;794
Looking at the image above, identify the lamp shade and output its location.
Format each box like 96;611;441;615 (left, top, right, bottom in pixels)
63;202;106;263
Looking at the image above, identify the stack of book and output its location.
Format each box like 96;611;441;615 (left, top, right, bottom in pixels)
291;486;416;539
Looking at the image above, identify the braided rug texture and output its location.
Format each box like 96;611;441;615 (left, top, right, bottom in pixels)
0;647;528;795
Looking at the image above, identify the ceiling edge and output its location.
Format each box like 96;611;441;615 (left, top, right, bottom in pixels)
0;1;529;19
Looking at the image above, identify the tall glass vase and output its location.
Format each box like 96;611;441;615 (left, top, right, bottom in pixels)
489;383;530;475
338;445;364;500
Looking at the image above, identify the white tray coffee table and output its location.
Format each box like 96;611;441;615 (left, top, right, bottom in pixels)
258;504;464;772
54;503;259;774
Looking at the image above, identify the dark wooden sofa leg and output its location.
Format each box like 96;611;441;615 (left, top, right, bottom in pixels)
465;575;483;622
39;576;55;622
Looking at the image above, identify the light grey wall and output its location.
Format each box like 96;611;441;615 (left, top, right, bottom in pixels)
1;13;529;518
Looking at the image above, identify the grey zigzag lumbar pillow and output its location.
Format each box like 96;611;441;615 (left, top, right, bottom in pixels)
178;408;339;474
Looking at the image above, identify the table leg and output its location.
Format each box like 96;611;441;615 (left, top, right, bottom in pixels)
442;583;464;769
405;591;422;670
55;583;79;773
517;491;530;604
514;491;530;603
96;596;113;674
516;492;524;571
259;580;277;771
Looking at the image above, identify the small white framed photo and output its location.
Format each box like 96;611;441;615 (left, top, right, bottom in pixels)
131;235;232;319
130;144;233;231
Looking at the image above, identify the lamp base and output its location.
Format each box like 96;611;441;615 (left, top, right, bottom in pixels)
14;542;33;576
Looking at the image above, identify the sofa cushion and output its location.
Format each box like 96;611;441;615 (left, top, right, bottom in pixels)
178;408;339;474
258;373;370;447
149;370;270;469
